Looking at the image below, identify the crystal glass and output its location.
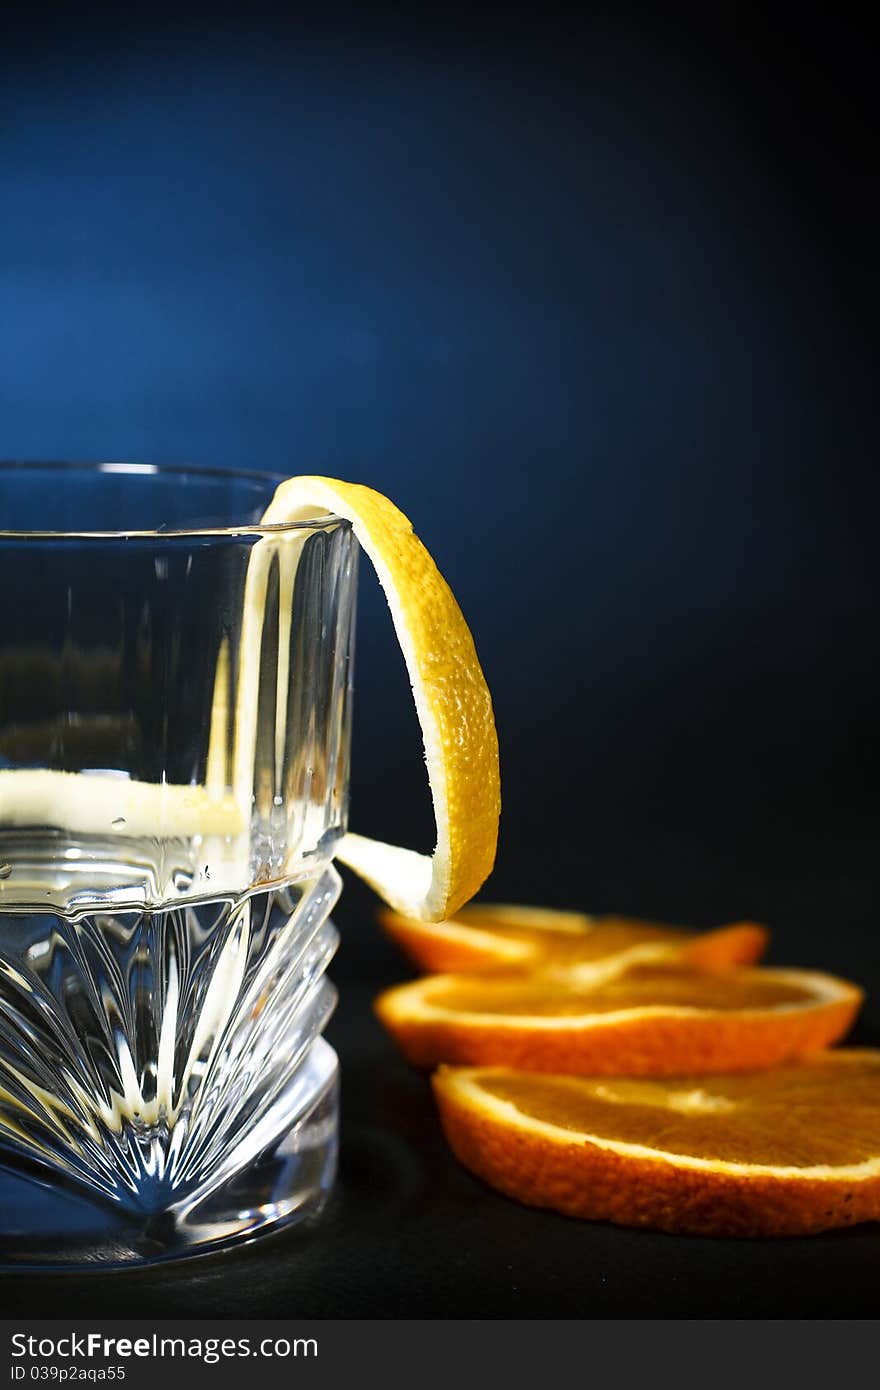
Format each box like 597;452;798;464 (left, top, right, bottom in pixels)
0;462;358;1267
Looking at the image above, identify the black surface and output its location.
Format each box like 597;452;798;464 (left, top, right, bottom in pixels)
1;830;878;1320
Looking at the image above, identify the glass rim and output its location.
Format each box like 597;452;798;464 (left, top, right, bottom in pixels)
0;460;347;539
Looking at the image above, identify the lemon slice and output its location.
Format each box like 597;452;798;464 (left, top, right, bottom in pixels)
249;477;500;921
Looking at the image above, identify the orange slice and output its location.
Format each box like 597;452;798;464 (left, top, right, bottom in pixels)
252;477;500;921
433;1052;880;1236
376;962;862;1074
378;903;768;974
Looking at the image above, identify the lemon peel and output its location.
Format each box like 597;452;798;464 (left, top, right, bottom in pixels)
256;477;500;921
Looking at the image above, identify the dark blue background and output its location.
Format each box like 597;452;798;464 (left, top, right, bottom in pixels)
1;9;878;968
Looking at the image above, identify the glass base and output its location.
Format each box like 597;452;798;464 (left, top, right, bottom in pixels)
0;868;342;1269
0;1039;338;1269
